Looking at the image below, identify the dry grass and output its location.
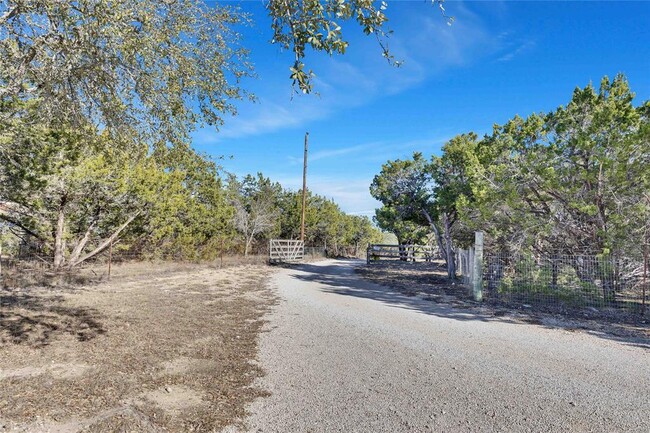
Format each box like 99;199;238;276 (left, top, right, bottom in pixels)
0;262;276;432
0;255;273;290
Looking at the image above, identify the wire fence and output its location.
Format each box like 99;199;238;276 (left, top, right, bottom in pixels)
483;253;648;315
0;244;330;275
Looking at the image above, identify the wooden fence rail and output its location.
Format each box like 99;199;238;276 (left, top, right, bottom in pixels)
366;244;436;264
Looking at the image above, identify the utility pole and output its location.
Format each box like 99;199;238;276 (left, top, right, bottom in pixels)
300;132;309;242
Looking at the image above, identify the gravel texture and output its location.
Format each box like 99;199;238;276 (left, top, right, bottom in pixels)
232;259;649;433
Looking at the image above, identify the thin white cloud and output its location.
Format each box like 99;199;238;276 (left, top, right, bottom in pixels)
216;98;329;140
269;133;453;215
497;40;536;62
285;134;452;166
272;174;380;216
287;142;381;165
203;4;504;142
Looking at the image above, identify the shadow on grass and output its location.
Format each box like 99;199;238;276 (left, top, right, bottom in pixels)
0;291;106;347
290;260;650;351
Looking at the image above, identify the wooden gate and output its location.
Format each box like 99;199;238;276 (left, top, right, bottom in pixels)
269;239;304;263
366;244;436;264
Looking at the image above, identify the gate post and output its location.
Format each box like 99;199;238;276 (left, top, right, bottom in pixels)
472;231;484;302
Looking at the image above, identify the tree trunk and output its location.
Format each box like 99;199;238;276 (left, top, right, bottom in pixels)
53;202;66;269
551;254;559;288
399;244;407;261
69;212;139;267
442;213;456;279
244;236;252;257
601;258;616;304
67;221;96;268
422;209;448;269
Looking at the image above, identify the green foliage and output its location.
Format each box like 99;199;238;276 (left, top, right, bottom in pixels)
0;0;253;145
261;185;382;256
0;0;438;265
459;74;650;257
495;255;608;307
0;0;452;135
371;74;649;285
267;0;451;94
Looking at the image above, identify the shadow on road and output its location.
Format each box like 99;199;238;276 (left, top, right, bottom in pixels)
290;260;650;351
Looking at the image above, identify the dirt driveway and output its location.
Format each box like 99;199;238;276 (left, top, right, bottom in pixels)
233;259;649;433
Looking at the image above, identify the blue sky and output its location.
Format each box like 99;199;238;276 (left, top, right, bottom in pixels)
193;1;650;217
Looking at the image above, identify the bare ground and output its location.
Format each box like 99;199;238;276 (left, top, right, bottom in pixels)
356;260;650;346
0;261;276;433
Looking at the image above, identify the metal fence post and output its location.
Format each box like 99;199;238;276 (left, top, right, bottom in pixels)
473;231;484;302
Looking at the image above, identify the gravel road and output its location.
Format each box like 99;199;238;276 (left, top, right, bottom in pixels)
232;259;649;433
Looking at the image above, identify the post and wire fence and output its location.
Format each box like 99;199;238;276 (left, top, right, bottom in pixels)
454;232;648;316
482;253;647;314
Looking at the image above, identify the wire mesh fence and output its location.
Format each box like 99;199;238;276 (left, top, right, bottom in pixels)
483;253;648;315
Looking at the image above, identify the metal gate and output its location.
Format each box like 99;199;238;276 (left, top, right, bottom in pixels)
269;239;304;263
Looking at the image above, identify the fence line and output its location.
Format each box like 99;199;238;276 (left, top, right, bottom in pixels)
456;247;475;287
482;253;647;314
366;244;436;264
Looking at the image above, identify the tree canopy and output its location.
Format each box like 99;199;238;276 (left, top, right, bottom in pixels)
0;0;450;146
0;1;257;145
0;0;413;267
371;74;650;278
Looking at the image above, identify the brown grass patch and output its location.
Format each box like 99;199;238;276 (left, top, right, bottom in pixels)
0;263;276;432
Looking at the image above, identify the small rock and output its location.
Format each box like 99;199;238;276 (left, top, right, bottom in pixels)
522;304;532;308
165;386;172;393
569;401;576;406
441;410;447;415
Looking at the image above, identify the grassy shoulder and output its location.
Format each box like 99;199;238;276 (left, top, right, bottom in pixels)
0;261;276;432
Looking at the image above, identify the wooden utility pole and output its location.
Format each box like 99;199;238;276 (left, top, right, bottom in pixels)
300;132;309;242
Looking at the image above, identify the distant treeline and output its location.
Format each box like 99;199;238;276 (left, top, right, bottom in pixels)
0;109;382;267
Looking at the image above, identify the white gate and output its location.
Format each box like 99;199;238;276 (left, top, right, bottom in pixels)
269;239;304;263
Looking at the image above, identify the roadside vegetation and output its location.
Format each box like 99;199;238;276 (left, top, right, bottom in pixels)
371;74;650;278
0;0;401;269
